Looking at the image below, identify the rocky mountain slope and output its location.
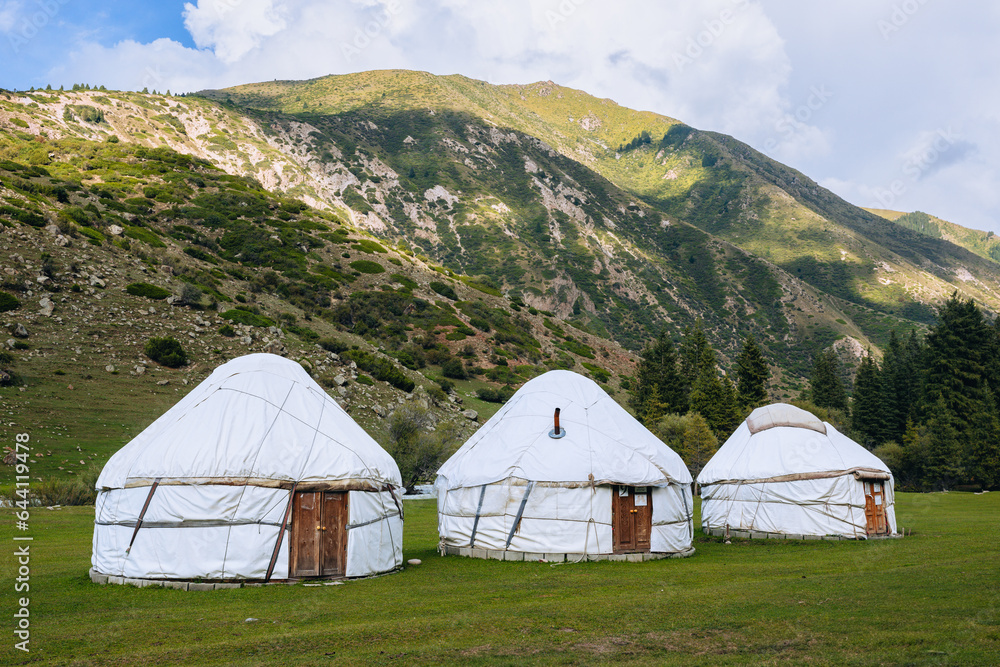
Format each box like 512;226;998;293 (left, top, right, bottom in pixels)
3;72;1000;479
0;131;639;487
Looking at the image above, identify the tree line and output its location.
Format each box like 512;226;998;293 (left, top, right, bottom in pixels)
629;325;769;479
630;293;1000;491
811;293;1000;491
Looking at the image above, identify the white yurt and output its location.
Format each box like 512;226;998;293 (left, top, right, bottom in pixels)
91;353;403;586
698;403;898;540
435;370;694;561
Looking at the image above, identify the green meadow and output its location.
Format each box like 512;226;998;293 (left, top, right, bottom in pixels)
1;493;998;665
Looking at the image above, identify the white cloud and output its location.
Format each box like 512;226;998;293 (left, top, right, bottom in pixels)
183;0;288;64
0;1;22;33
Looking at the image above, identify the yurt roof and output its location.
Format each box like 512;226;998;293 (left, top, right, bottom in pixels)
436;370;691;489
697;403;891;485
96;353;401;490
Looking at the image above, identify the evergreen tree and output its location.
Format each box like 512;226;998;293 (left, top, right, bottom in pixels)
879;331;916;443
630;331;686;423
898;419;929;488
921;293;999;488
810;349;848;412
679;322;712;393
851;351;885;448
988;317;1000;416
677;413;719;482
689;349;741;440
924;397;964;490
640;385;667;424
735;333;769;409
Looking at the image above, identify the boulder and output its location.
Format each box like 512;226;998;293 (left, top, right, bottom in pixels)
108;225;124;236
38;297;54;317
462;409;479;421
10;324;28;339
263;340;287;356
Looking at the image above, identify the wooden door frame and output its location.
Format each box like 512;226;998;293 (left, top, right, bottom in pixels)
289;490;349;578
862;481;888;536
612;485;653;553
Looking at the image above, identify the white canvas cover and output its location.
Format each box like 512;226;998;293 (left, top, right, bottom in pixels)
92;353;403;580
698;403;897;538
436;370;694;555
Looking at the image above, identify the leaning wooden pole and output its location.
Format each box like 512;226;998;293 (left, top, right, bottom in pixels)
265;482;298;582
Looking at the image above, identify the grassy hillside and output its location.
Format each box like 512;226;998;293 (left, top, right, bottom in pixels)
4;74;1000;430
866;207;1000;265
208;72;1000;319
1;493;997;664
0;131;640;492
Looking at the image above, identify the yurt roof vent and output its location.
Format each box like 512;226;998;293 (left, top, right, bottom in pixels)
548;407;566;439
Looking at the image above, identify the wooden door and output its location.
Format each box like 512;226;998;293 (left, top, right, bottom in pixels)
321;492;348;577
863;481;888;535
289;491;348;578
612;485;652;553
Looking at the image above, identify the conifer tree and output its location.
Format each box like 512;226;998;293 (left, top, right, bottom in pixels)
680;322;712;392
735;333;769;409
630;331;686;423
689;350;741;440
810;349;848;412
921;293;998;487
851;351;885;448
677;413;719;481
924;397;964;490
879;331;915;443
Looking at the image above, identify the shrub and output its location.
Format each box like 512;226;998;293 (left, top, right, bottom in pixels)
219;324;236;337
220;308;275;327
427;385;448;405
350;260;385;274
430;281;458;300
468;317;491;332
355;374;374;386
391;273;419;290
441;358;467;380
381;405;462;494
319;337;349;354
179;283;204;307
144;336;188;368
286;325;319;341
0;292;21;312
477;386;515;403
126;282;171;300
342;349;415;392
352;239;388;254
28;466;100;505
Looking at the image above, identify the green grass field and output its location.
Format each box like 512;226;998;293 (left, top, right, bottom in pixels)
1;493;998;665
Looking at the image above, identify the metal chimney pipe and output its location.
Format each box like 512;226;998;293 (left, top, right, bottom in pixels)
553;408;561;436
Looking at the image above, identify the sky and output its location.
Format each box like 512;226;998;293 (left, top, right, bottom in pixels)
2;0;999;235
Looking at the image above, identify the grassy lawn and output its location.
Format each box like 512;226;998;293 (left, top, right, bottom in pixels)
1;493;998;665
